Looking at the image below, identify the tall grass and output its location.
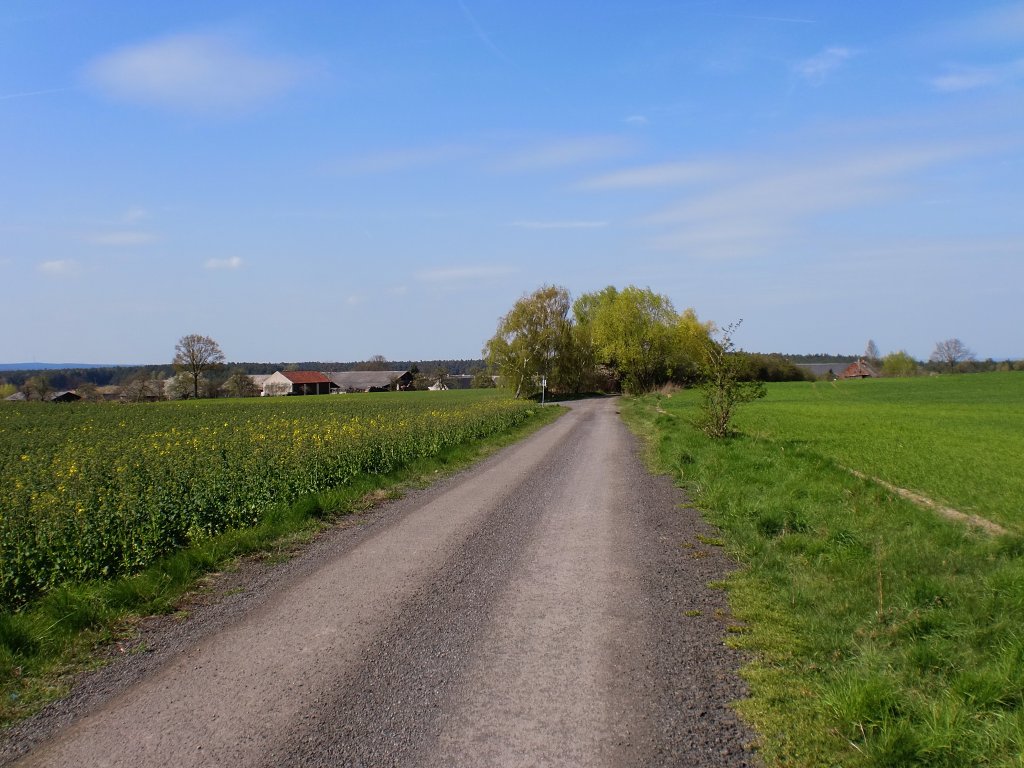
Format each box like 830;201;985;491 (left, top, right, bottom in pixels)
622;373;1024;767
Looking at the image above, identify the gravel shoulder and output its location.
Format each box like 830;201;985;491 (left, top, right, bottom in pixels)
2;398;757;767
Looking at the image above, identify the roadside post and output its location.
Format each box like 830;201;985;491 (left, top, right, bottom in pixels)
541;377;547;405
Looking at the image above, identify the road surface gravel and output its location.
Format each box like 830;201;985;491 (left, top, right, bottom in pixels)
1;398;758;767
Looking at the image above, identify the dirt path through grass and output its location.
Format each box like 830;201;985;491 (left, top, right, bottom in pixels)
845;468;1009;535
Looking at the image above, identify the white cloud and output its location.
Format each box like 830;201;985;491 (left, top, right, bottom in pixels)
85;231;156;246
794;47;856;84
510;220;608;230
417;265;516;283
38;260;79;276
624;115;649;126
204;256;243;270
83;32;311;115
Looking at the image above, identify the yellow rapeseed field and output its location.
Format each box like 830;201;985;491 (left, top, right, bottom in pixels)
0;391;536;608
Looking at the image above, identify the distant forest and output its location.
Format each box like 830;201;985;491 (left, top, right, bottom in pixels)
6;353;1020;392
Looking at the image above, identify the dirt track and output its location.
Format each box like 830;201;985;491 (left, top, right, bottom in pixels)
2;398;757;767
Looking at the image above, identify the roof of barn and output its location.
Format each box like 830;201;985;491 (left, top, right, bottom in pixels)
323;371;410;390
280;371;331;384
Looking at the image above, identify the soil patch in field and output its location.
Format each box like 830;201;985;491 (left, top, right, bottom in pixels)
846;468;1008;536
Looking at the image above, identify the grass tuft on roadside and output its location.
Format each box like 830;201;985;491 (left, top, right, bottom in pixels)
621;378;1024;767
0;403;562;729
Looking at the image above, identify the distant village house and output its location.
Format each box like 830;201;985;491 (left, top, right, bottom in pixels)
257;370;414;396
323;370;414;393
261;371;333;396
839;359;878;379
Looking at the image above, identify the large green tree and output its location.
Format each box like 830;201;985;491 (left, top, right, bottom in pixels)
578;285;709;393
484;285;573;398
486;283;711;396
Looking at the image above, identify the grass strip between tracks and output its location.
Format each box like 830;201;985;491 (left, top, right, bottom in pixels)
621;389;1024;767
0;404;563;729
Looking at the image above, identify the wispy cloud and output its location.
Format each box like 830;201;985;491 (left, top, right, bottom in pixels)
0;88;70;101
84;231;156;246
938;2;1024;45
417;265;516;283
624;115;649;126
495;136;633;172
794;46;856;84
328;144;480;175
510;220;608;230
644;141;997;260
204;256;244;270
38;260;80;277
578;161;727;190
930;59;1024;92
83;31;313;115
122;206;150;223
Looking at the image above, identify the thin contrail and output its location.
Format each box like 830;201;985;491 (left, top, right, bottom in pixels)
457;0;513;64
0;87;70;101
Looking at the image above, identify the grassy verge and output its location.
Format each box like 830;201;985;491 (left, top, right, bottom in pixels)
1;403;562;728
622;389;1024;767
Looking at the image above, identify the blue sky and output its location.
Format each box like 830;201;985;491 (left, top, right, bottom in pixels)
2;1;1022;364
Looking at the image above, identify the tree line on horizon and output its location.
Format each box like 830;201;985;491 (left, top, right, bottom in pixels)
482;285;1024;399
3;311;1020;402
0;356;491;400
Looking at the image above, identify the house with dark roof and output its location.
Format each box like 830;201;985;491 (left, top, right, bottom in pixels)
47;390;82;403
262;371;333;396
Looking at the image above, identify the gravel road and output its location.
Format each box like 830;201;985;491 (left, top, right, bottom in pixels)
2;398;758;767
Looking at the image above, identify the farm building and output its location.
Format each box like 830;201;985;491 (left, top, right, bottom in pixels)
324;370;413;393
97;385;123;401
47;390;82;403
248;374;272;392
262;371;333;396
839;359;878;379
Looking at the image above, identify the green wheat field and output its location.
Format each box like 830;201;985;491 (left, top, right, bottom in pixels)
624;372;1024;767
